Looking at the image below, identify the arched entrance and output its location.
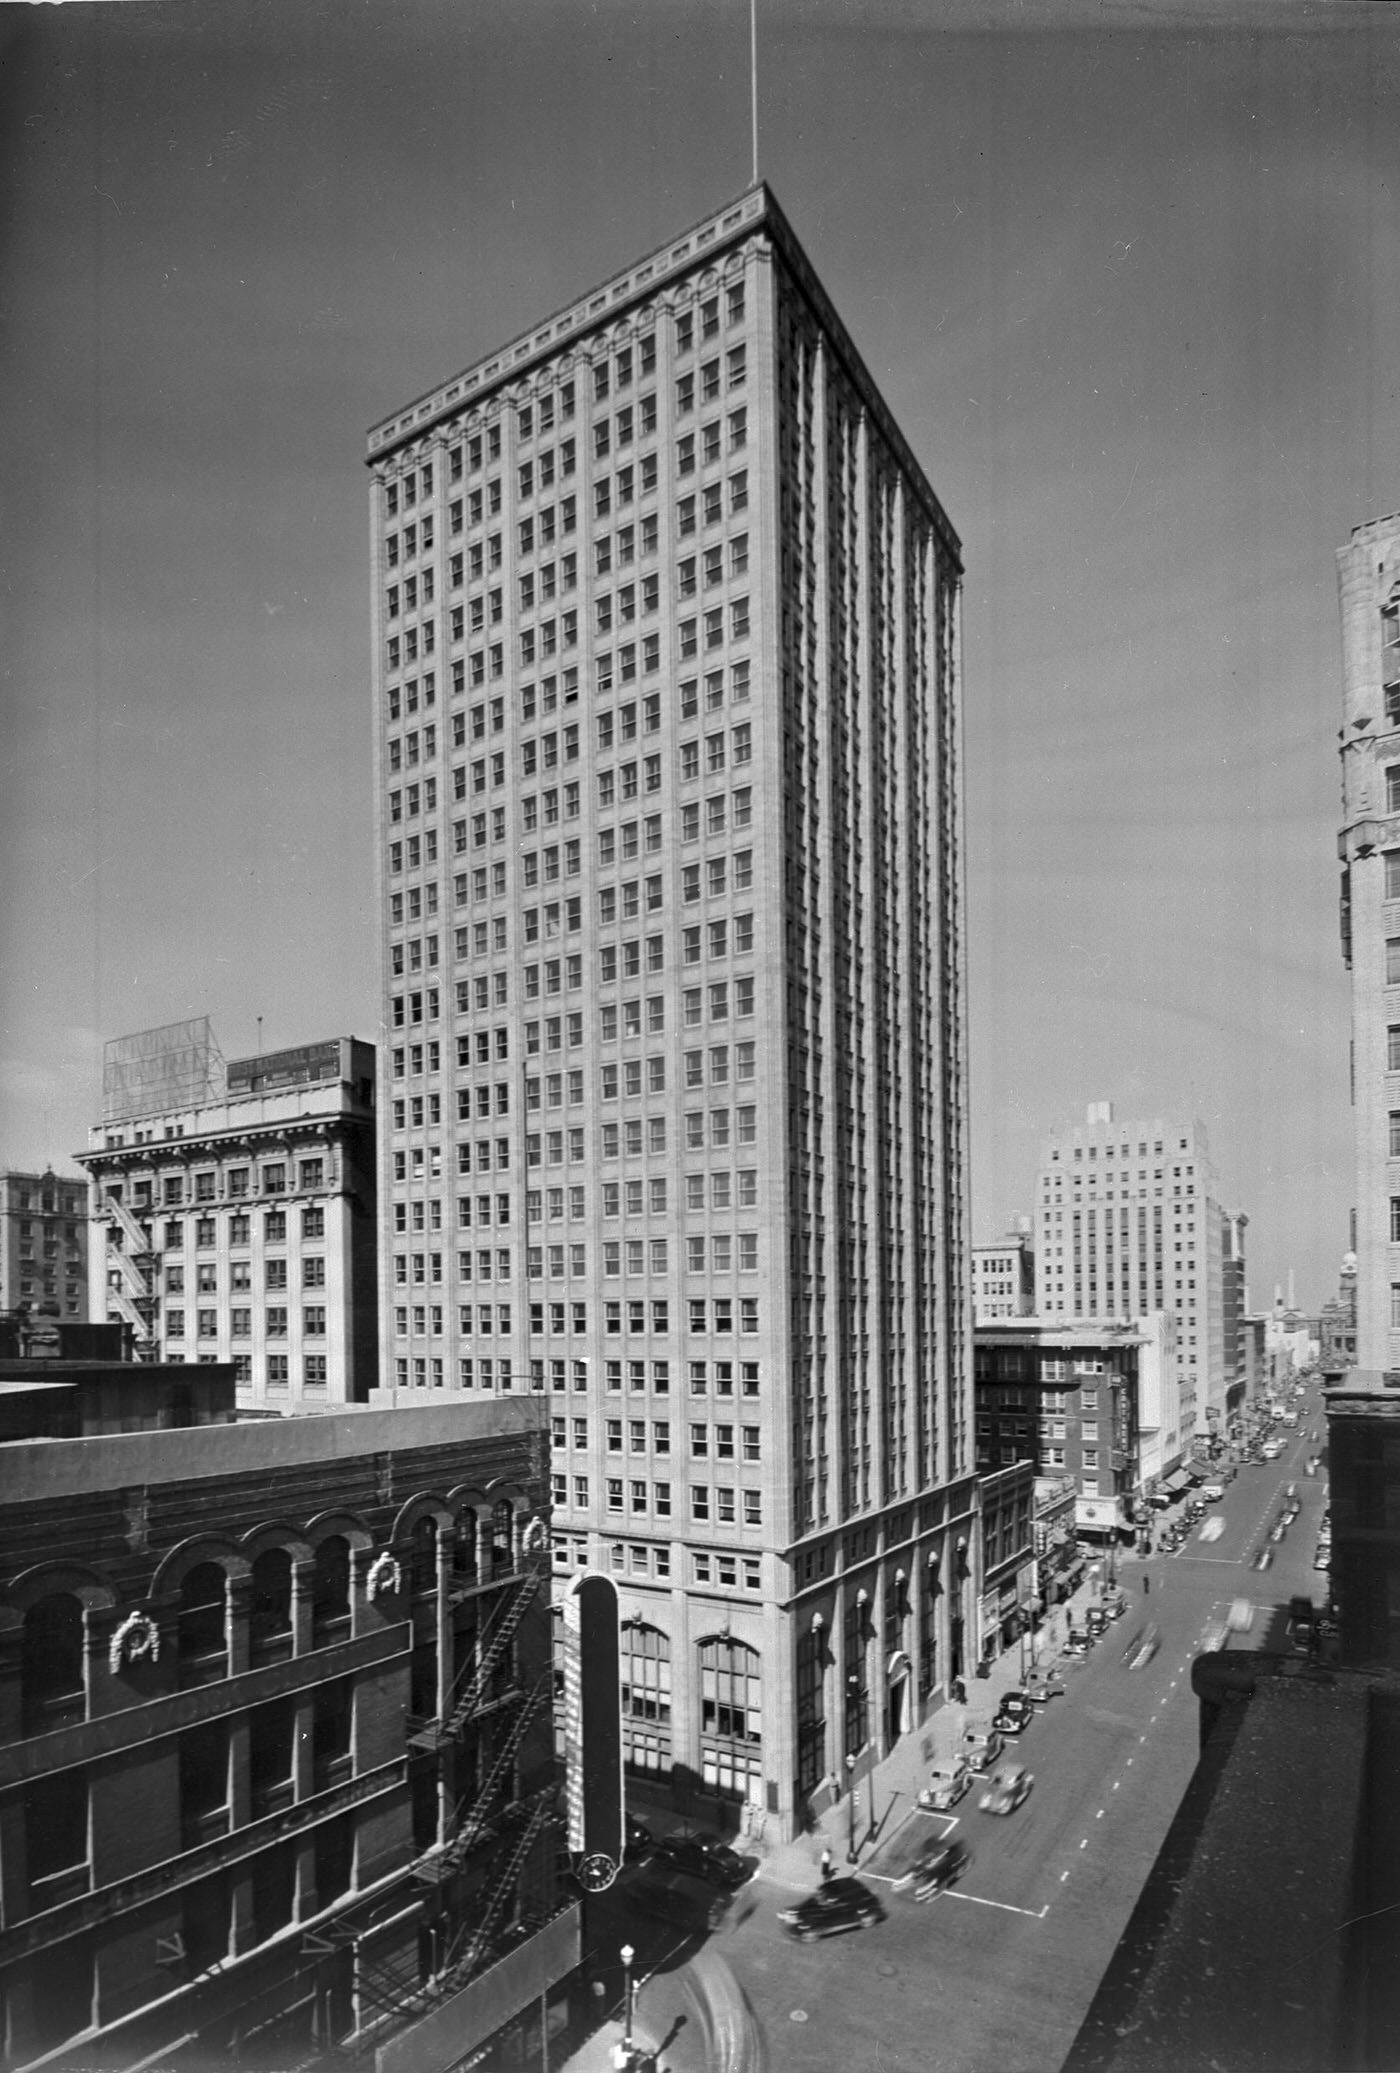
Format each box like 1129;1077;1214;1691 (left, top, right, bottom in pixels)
886;1650;911;1745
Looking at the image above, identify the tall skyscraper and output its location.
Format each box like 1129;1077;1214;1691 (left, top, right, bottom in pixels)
1336;512;1400;1373
367;185;975;1837
1034;1101;1242;1445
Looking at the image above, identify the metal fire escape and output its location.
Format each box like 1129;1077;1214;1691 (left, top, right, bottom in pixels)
334;1551;561;2054
102;1191;160;1358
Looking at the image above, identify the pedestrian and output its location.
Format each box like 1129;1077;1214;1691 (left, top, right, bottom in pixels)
1142;1574;1150;1596
820;1845;834;1882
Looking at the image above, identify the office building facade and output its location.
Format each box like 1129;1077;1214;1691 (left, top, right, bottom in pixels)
367;184;976;1835
80;1032;377;1413
0;1171;89;1322
971;1228;1034;1319
1337;512;1400;1372
1033;1101;1242;1445
974;1322;1146;1538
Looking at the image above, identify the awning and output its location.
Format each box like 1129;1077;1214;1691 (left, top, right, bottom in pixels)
1163;1469;1192;1493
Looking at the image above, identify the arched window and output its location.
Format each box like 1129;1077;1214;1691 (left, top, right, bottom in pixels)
489;1500;515;1577
312;1537;352;1643
621;1623;672;1776
450;1511;479;1591
177;1564;228;1683
408;1517;438;1597
697;1636;762;1802
249;1548;293;1663
22;1593;85;1734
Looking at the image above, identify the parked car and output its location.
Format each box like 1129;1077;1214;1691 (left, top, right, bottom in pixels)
979;1764;1034;1816
1101;1587;1127;1619
625;1814;654;1862
961;1724;1004;1772
630;1865;734;1933
892;1838;970;1900
1026;1668;1067;1703
778;1877;884;1942
651;1832;751;1889
1065;1626;1092;1654
918;1756;973;1810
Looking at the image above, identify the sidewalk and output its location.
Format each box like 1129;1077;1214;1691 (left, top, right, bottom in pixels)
750;1556;1145;1893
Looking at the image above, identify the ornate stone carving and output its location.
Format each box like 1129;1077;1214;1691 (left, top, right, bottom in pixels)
108;1611;161;1674
366;1551;402;1601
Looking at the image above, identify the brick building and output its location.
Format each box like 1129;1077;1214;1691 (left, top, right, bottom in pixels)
0;1390;570;2070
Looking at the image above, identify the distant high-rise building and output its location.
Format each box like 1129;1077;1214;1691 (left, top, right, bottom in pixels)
972;1226;1034;1319
1033;1102;1243;1443
366;184;977;1833
80;1028;377;1412
1336;512;1400;1372
0;1169;89;1319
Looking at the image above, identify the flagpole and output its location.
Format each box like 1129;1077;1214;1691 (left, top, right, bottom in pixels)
750;0;758;186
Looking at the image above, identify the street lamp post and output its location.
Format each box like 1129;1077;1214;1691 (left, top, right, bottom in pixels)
845;1753;857;1863
618;1944;635;2070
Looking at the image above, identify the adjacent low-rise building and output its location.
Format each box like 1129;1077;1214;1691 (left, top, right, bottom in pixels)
80;1027;377;1413
975;1322;1171;1539
0;1382;569;2072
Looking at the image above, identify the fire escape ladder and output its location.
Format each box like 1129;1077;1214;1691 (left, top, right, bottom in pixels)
425;1666;553;1882
434;1563;544;1745
441;1793;554;1986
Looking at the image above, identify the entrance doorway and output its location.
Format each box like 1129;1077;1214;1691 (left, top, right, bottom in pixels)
886;1651;911;1744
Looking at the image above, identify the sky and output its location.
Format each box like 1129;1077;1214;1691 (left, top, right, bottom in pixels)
1;0;1397;1312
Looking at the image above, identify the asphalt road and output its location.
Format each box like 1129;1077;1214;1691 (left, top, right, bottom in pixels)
710;1389;1330;2073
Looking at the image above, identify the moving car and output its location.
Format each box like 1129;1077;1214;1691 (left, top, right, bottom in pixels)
651;1831;751;1889
918;1756;972;1810
778;1877;884;1941
625;1813;654;1862
1122;1623;1160;1669
961;1724;1004;1771
1198;1516;1225;1542
979;1764;1034;1816
892;1837;970;1900
1253;1547;1274;1571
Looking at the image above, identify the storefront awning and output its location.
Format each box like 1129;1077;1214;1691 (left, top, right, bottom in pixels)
1163;1469;1192;1493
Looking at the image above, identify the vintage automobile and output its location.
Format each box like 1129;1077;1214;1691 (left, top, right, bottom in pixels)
892;1838;971;1901
979;1764;1034;1816
918;1756;973;1810
961;1724;1004;1772
778;1877;885;1941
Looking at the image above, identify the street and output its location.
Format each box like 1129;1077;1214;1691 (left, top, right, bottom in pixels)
704;1394;1329;2073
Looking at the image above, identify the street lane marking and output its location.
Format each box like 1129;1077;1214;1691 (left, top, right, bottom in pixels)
946;1891;1049;1919
1096;1809;1104;1819
1113;1781;1121;1790
1061;1870;1070;1881
1079;1839;1087;1849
